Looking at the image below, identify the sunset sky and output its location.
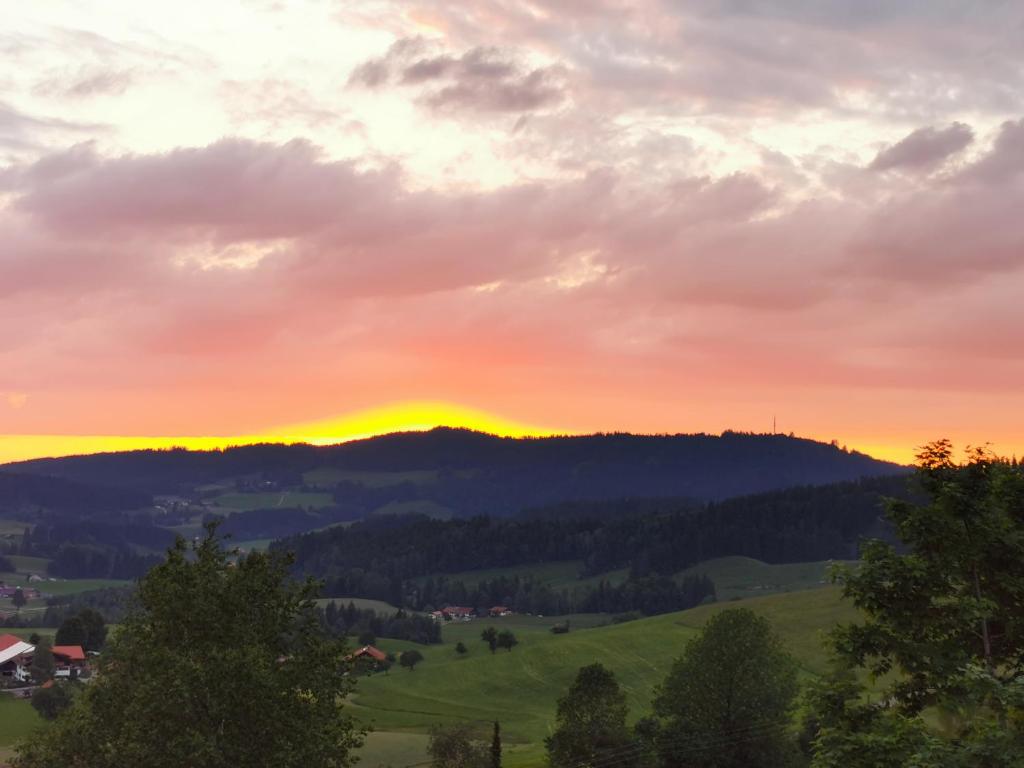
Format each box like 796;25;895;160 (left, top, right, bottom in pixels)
2;1;1023;465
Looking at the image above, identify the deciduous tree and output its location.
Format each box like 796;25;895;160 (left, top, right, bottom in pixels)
810;441;1024;766
546;663;632;768
652;608;799;768
13;524;364;768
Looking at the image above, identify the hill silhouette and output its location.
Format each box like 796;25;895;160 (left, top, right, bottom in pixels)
4;429;903;516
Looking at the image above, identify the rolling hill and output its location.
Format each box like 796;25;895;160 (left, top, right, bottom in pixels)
350;587;857;768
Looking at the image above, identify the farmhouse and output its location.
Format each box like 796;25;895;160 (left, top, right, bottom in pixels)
0;633;34;683
347;645;387;663
52;645;87;678
0;585;41;600
489;606;512;617
441;606;474;621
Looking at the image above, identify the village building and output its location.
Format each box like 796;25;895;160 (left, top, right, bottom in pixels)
0;633;34;683
440;606;474;621
0;585;41;600
489;606;513;617
52;645;87;678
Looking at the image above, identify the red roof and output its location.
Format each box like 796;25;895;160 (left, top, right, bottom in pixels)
352;645;387;662
52;645;86;662
0;634;24;652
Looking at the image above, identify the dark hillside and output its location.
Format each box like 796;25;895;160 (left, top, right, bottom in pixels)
5;429;905;515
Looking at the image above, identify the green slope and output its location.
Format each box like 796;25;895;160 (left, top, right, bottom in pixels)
351;587;856;767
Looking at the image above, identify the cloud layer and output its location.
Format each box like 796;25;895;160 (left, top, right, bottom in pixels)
2;0;1024;460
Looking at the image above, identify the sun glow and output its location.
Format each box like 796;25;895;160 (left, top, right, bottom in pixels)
0;402;562;465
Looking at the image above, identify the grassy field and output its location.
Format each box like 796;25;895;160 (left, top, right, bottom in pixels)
680;556;857;600
0;696;43;754
349;587;857;767
211;491;335;511
4;556;49;575
316;597;403;615
304;468;441;488
372;500;453;520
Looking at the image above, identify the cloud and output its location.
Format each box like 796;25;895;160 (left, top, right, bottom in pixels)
869;122;974;172
2;116;1024;439
349;37;567;114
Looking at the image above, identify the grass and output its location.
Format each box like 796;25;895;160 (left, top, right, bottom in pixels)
304;468;441;488
4;556;50;575
316;597;403;615
681;556;857;600
2;627;56;642
0;696;42;750
211;491;335;511
372;500;453;520
0;575;129;597
349;587;858;767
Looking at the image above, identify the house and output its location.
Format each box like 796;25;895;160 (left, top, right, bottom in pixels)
489;606;512;617
0;634;34;683
0;585;41;600
429;610;446;621
441;606;474;621
347;645;387;663
52;645;87;679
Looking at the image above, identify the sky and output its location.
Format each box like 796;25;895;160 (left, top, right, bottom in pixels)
2;0;1023;465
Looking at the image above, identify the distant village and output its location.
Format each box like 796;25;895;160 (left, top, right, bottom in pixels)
428;605;512;622
0;634;90;692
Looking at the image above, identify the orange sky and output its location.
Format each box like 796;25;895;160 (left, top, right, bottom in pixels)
2;2;1023;467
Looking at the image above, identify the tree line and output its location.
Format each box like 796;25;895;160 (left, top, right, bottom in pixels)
279;474;911;614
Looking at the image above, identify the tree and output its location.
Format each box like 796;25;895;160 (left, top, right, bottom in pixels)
400;649;424;671
455;641;468;656
357;631;376;646
13;524;364;768
427;724;489;768
490;721;501;768
810;441;1024;766
12;588;27;611
76;609;108;651
496;630;518;652
546;663;632;768
31;683;76;721
652;608;799;768
481;626;497;654
54;616;86;647
29;638;55;684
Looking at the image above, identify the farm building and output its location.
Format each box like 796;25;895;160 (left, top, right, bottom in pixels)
0;633;34;683
441;606;474;621
489;606;513;617
52;645;87;678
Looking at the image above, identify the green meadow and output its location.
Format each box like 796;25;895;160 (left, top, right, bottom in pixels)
350;587;856;767
211;491;335;511
0;696;43;761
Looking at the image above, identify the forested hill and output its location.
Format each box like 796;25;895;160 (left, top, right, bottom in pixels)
5;429;903;513
0;471;152;517
280;473;916;609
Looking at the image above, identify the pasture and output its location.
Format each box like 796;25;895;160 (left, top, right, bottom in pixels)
211;491;335;511
349;587;857;767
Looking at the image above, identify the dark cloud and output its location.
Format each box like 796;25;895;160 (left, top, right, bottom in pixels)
869;122;973;172
349;37;567;114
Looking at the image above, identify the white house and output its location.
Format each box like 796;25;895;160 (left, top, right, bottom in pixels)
0;633;34;683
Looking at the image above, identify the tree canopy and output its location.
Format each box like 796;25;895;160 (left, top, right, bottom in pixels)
14;525;364;768
546;663;632;768
652;608;800;768
810;441;1024;766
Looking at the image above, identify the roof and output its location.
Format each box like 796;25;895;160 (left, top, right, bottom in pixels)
351;645;387;662
0;634;34;666
52;645;86;662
